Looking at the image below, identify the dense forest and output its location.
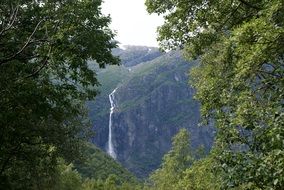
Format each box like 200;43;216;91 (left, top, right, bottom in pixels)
0;0;283;190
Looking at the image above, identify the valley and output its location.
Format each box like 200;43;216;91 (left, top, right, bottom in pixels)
87;46;215;178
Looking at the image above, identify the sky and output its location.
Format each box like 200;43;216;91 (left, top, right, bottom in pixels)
102;0;164;47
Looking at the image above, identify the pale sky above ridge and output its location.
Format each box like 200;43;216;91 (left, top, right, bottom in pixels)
102;0;164;47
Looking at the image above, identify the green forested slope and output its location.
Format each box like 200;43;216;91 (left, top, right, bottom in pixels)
75;143;137;184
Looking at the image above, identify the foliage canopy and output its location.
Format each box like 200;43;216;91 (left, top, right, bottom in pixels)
146;0;284;189
149;129;193;190
0;0;118;188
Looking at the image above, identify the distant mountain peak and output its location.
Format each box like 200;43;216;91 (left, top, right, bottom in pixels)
112;45;164;67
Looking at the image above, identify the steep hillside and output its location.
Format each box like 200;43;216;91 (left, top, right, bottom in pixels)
88;46;215;178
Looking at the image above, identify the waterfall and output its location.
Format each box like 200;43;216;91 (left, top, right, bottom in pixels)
107;88;117;159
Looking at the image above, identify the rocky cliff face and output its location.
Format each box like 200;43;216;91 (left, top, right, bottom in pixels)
88;46;215;178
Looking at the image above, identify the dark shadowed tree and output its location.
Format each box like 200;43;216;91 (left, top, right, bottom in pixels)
0;0;119;188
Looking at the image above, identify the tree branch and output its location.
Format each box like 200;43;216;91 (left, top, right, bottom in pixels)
0;19;44;66
219;3;242;30
238;0;261;10
24;46;52;79
0;5;19;36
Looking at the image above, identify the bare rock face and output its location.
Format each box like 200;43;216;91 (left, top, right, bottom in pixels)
88;47;215;178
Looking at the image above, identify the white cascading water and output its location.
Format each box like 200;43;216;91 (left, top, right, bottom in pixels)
107;88;117;159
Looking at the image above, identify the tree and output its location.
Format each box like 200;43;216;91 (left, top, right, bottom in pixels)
146;0;284;189
53;159;83;190
175;152;222;190
0;0;119;188
149;129;193;190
